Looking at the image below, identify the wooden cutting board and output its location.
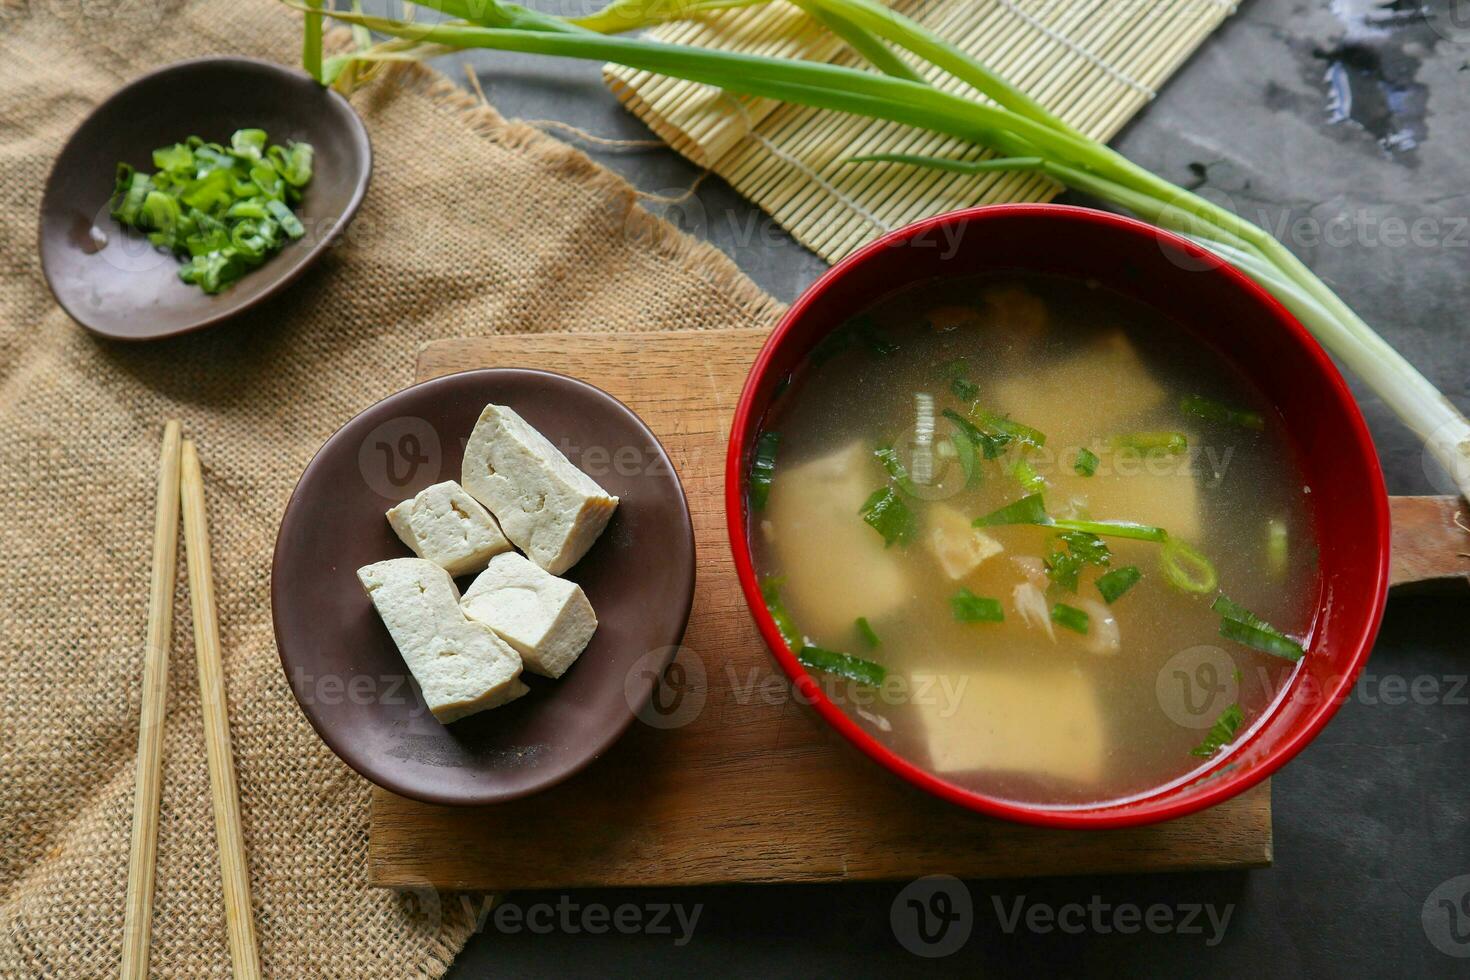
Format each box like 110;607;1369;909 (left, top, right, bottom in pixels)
366;329;1290;889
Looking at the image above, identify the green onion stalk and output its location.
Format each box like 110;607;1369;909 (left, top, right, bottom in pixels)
289;0;1470;498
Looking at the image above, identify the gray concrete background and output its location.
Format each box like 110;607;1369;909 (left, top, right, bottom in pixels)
396;0;1470;974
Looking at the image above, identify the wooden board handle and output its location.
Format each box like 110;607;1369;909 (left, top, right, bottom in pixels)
1390;495;1470;589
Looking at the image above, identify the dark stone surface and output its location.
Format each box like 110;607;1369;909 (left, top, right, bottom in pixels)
391;0;1470;973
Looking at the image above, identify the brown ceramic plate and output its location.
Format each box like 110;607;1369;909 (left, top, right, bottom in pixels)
39;57;370;341
272;369;695;806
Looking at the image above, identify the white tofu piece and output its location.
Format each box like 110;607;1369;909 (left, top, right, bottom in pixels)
991;332;1166;446
386;480;512;576
766;441;909;640
925;503;1003;580
462;405;619;575
913;663;1105;786
357;558;525;724
1051;436;1203;540
461;552;597;679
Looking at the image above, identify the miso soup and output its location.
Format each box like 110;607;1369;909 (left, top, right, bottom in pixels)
749;273;1319;807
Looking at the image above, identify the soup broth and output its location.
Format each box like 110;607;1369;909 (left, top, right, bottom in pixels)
749;273;1319;807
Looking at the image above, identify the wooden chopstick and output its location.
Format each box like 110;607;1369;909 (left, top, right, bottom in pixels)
180;439;262;980
121;420;183;980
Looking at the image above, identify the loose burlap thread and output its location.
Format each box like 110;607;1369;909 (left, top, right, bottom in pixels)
0;1;783;976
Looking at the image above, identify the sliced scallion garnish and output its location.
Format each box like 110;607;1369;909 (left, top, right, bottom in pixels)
973;492;1052;528
859;487;916;547
873;443;919;496
1266;519;1288;577
796;645;887;686
950;588;1004;623
943;408;1009;459
749;431;779;510
109;129;314;294
1113;431;1188;456
1051;518;1169;542
1160;537;1219;593
1181;394;1264;431
971;407;1046;449
759;576;804;652
1050;602;1090;634
1190;703;1244;758
1095;565;1142;603
1212;595;1304;661
948;430;979;488
950;376;978;401
855;616;881;648
1008;458;1046;494
1073;447;1100;477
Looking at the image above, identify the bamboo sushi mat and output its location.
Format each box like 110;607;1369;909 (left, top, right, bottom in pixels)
606;0;1237;263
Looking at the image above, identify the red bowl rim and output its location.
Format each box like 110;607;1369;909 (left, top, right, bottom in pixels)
724;203;1390;829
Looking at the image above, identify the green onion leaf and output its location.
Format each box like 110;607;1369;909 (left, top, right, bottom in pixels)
948;430;978;488
1051;602;1090;634
1160;537;1219;593
950;376;978;401
1267;519;1288;577
1181;394;1264;431
1219;619;1304;661
855;616;881;648
1113;431;1189;456
1190;703;1244;757
873;443;919;496
1057;529;1110;565
942;408;1009;459
1212;594;1304;661
1074;447;1100;476
940;358;970;380
860;487;916;547
759;576;804;652
971;407;1046;449
796;645;887;686
749;431;779;510
1095;565;1142;603
1008;458;1046;494
1051;518;1168;542
973;492;1051;528
1044;550;1082;592
950;588;1004;622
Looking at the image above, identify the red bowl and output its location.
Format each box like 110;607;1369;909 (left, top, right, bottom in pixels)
725;204;1390;829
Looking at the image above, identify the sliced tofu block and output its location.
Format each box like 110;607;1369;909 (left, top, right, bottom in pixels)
1052;444;1203;540
913;663;1105;785
462;404;619;575
767;441;909;640
357;558;525;724
991;332;1166;447
386;480;512;576
925;503;1003;580
461;552;598;679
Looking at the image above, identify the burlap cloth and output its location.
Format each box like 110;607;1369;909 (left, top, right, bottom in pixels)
0;1;782;975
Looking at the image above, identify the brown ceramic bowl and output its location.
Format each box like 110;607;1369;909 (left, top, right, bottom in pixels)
39;56;370;341
272;369;695;805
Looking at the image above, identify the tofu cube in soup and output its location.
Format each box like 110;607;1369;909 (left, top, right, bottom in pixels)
357;558;526;724
914;663;1105;786
766;441;908;639
462;405;619;575
926;503;1003;580
461;552;597;679
386;480;512;576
